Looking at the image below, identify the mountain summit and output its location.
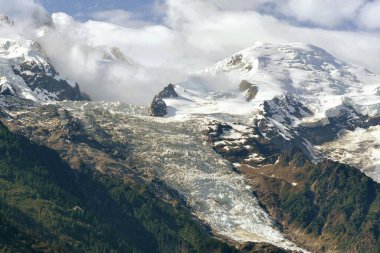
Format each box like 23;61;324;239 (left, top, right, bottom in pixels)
152;42;380;182
0;39;85;101
156;42;380;121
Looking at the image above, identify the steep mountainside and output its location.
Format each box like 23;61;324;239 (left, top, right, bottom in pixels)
0;121;246;253
0;39;85;101
0;97;303;252
246;153;380;253
205;121;380;252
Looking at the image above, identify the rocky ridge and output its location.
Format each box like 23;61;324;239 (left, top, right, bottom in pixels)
0;39;86;101
149;83;178;117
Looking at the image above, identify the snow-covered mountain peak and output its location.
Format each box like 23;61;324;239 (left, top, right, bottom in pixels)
0;39;47;63
208;42;364;96
0;38;84;101
225;42;345;70
159;42;380;121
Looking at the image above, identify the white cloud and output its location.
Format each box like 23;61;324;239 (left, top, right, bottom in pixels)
40;0;380;104
34;12;187;104
357;0;380;30
192;0;268;11
2;0;380;105
158;0;380;71
270;0;365;28
255;0;380;31
90;9;153;28
0;0;52;36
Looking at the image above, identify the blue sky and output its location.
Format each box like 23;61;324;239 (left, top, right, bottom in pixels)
38;0;154;20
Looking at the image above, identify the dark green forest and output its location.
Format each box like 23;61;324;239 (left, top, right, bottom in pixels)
252;151;380;253
0;122;238;253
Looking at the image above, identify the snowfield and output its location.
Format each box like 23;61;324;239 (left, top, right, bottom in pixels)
321;126;380;183
165;42;380;122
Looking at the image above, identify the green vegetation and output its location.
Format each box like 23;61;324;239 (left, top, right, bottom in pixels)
267;151;380;253
0;122;238;253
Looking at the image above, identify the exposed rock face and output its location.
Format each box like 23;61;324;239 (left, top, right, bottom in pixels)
298;105;380;146
0;15;14;26
110;47;127;61
0;86;15;96
205;92;380;169
263;92;314;126
247;93;320;160
1;39;86;102
158;83;178;98
252;92;380;165
12;61;84;101
0;78;16;96
204;120;284;168
239;80;258;101
103;47;129;63
149;95;167;117
149;83;178;117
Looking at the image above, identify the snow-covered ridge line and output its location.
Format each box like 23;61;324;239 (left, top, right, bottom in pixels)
160;41;380;122
0;38;84;101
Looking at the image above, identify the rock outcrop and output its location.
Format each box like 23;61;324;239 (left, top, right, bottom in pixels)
158;83;178;98
1;39;86;102
12;61;84;101
149;83;178;117
149;95;167;117
239;80;258;101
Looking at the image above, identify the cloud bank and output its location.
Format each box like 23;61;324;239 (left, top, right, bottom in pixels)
1;0;380;104
0;0;52;36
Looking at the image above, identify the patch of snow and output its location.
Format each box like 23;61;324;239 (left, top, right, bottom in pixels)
245;153;265;162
